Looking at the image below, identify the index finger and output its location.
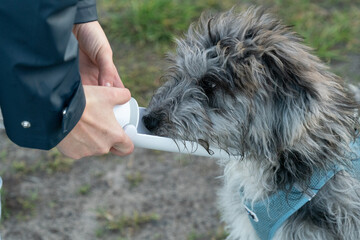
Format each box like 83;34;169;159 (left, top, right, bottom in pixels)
110;136;134;156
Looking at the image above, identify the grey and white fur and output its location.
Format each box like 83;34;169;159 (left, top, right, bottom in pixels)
143;7;360;239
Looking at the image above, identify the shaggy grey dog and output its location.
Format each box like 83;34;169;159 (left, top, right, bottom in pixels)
143;7;360;240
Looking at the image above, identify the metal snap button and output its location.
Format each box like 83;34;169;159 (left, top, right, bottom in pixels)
21;121;31;128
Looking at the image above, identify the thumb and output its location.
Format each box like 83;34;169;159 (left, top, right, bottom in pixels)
97;47;125;88
98;57;124;88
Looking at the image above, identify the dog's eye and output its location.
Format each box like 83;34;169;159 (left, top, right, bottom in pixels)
199;79;216;96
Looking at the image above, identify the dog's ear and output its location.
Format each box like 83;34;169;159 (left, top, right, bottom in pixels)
257;35;359;190
261;47;320;102
256;41;321;149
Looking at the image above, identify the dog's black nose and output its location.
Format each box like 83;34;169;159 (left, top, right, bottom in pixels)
143;113;161;132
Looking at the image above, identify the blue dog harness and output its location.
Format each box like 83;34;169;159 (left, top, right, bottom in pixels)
243;139;360;240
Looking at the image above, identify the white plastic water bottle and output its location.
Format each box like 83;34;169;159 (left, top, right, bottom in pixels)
113;98;236;159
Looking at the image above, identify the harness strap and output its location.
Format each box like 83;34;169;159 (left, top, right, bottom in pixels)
242;138;360;240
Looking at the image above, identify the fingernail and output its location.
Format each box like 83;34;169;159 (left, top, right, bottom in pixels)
105;82;112;87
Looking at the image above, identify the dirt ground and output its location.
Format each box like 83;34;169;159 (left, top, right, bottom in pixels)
0;47;359;240
0;129;225;240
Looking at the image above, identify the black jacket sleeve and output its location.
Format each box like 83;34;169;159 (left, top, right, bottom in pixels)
0;0;97;150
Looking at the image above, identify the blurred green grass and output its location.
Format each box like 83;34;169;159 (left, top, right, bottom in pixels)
99;0;225;46
272;0;360;60
98;0;360;105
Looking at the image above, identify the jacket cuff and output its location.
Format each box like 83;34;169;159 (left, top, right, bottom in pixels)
58;82;86;142
75;0;98;24
4;81;86;151
47;82;86;149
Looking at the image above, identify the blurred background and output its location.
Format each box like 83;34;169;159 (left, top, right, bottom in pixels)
0;0;359;239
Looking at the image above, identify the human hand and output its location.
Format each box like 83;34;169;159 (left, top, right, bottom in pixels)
72;21;123;87
57;85;134;159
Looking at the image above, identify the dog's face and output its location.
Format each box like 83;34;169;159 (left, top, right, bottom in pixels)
143;8;356;161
